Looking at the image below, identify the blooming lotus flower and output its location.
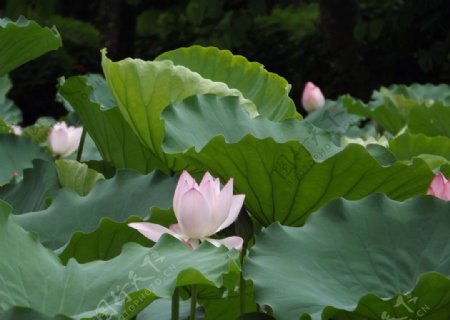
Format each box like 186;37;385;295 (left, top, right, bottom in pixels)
47;122;83;157
427;172;450;201
11;125;22;135
301;81;325;112
129;171;245;250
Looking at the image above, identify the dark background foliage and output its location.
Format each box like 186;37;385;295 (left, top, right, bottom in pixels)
1;0;449;124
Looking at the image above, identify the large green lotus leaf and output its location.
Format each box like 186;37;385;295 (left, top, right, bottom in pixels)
55;159;104;196
156;45;299;121
57;75;167;173
343;84;450;135
342;94;409;134
389;133;450;168
0;74;22;124
162;95;340;160
322;273;450;320
12;169;178;249
21;123;51;144
408;102;450;138
59;209;177;264
304;99;361;134
0;135;51;185
0;117;10;133
162;94;434;226
236;313;276;320
364;144;397;166
244;194;450;320
0;16;62;75
136;299;191;320
0;307;70;320
442;163;450;177
200;281;257;320
0;160;60;214
101;49;258;169
84;160;116;178
0;200;239;319
77;133;103;162
372;83;450;105
59;217;154;264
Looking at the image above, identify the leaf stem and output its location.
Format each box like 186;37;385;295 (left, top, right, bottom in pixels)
239;240;248;315
171;287;179;320
76;128;87;162
190;285;197;320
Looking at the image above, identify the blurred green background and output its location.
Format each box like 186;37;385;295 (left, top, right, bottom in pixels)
1;0;449;124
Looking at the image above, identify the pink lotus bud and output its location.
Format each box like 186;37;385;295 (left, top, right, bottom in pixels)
11;125;22;135
129;171;245;250
301;82;325;112
427;172;450;201
47;122;83;157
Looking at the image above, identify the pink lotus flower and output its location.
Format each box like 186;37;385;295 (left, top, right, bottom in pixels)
47;122;83;157
11;125;22;135
427;172;450;201
129;171;245;250
301;81;325;112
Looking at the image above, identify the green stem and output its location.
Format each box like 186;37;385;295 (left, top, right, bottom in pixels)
239;240;248;315
190;285;197;320
76;128;87;162
171;287;179;320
